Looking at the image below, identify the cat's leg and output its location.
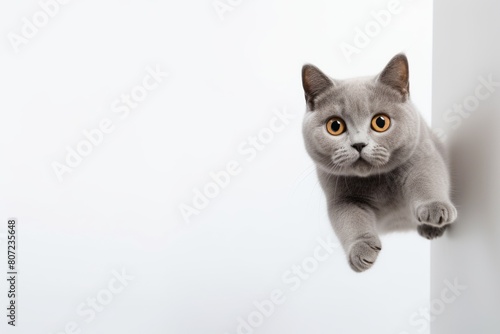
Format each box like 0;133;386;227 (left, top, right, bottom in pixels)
328;202;381;272
404;158;457;230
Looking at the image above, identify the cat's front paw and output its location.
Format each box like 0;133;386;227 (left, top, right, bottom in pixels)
417;224;448;240
348;234;381;272
416;201;457;227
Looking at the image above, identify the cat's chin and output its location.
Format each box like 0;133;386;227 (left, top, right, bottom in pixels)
348;159;378;177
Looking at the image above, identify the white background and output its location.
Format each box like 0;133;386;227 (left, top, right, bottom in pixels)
0;0;432;333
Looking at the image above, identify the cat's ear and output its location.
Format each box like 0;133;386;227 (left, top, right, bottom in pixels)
378;53;410;98
302;64;333;110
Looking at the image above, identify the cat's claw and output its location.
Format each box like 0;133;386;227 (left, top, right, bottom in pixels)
416;201;457;227
417;224;448;240
348;235;381;272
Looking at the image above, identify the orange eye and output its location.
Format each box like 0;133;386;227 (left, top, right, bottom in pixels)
371;114;391;132
326;118;346;136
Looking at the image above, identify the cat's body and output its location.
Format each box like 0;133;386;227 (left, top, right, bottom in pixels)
316;112;448;234
301;54;457;272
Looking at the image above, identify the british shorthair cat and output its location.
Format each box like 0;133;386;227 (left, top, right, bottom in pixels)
301;54;457;272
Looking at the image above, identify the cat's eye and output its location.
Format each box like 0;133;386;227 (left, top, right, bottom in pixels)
326;118;346;136
371;114;391;132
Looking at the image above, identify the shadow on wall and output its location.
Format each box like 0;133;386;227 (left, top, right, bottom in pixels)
449;101;500;260
432;101;500;333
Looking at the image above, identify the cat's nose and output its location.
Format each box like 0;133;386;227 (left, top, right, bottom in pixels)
352;143;367;152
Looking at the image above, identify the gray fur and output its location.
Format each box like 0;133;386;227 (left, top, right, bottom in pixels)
301;54;457;272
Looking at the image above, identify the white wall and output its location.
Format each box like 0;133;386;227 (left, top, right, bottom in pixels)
432;0;500;333
0;0;433;333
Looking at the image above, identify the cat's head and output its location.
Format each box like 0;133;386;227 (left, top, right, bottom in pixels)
301;54;420;177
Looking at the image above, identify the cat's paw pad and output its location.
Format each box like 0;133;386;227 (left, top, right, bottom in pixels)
348;234;381;273
416;201;457;227
417;224;448;240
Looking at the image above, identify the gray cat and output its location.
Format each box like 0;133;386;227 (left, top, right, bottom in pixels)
301;54;457;272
